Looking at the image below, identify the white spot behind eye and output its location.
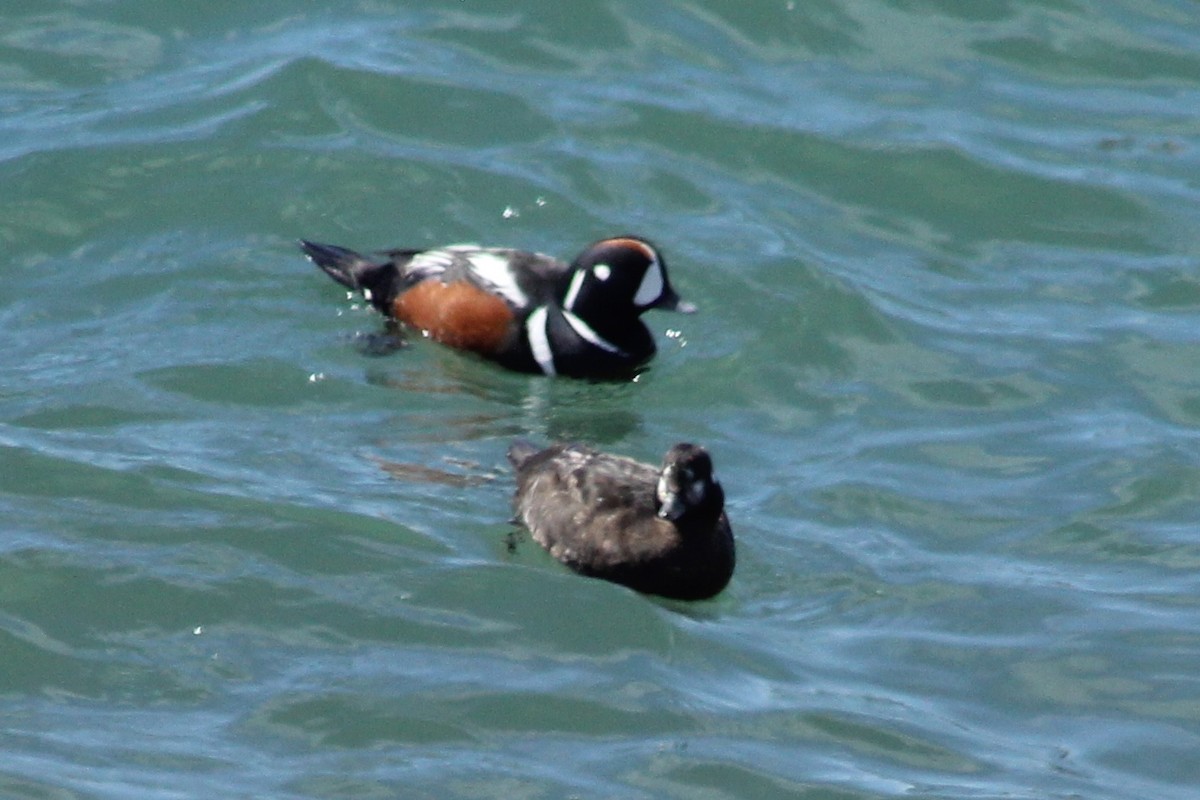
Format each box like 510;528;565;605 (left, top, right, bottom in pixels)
633;260;664;306
593;263;611;281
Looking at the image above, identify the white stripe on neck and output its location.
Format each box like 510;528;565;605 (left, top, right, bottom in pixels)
525;306;556;375
562;310;626;355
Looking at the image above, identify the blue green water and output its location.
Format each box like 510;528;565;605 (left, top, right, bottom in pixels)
3;1;1200;798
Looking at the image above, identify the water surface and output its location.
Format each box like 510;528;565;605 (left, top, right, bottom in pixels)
2;2;1200;798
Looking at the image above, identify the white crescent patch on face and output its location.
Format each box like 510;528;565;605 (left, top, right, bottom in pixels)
633;259;665;307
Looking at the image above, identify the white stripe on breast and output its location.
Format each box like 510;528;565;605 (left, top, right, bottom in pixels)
525;306;556;376
562;310;626;356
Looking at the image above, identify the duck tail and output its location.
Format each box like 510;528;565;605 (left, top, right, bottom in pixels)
506;438;542;470
300;239;397;313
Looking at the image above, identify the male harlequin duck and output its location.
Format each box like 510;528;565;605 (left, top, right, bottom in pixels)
300;236;695;378
507;440;734;601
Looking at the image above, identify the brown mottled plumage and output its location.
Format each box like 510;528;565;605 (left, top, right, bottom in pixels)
507;440;734;601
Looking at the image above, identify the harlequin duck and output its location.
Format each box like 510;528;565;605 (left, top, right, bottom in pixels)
300;236;695;378
507;440;734;601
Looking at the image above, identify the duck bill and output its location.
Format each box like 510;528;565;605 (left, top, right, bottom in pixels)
657;494;687;521
657;286;697;314
656;466;687;521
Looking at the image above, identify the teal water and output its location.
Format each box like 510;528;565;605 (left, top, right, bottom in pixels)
3;1;1200;798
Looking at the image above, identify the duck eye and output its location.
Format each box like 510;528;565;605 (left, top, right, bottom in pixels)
592;263;611;281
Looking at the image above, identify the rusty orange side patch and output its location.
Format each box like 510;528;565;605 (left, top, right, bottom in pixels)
393;280;515;355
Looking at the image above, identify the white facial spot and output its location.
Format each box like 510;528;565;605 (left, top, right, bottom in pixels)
593;263;611;281
687;477;708;505
656;473;671;504
656;470;688;520
633;260;665;307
